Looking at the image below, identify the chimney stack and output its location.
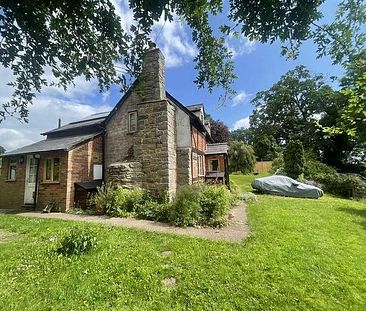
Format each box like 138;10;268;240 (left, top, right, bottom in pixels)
140;41;165;101
58;118;61;128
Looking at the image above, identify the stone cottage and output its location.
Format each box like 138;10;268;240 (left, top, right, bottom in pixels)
0;44;229;211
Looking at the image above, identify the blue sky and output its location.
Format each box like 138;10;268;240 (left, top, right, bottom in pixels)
0;0;345;150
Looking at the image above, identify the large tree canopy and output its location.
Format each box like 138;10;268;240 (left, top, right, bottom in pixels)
210;119;230;143
0;0;365;122
249;65;357;168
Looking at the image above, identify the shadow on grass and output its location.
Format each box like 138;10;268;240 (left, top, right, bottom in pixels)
337;207;366;230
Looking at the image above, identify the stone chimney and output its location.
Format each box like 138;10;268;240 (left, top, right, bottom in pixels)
140;42;165;101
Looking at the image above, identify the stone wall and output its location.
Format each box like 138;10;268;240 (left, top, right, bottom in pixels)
107;161;143;189
105;45;178;197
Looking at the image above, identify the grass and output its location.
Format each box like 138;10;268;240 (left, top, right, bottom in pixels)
1;175;366;310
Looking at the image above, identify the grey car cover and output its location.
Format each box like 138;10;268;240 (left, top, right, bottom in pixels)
251;175;323;198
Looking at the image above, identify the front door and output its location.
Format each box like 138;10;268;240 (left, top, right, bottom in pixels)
24;155;37;204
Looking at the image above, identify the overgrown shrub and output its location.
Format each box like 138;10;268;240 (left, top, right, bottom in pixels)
199;184;231;227
304;158;338;181
241;192;258;202
56;227;97;256
229;180;240;206
284;140;305;179
135;201;170;222
91;184;147;217
168;185;202;227
319;174;366;199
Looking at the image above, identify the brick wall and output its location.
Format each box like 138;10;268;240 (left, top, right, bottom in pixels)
205;155;225;173
191;126;207;181
0;156;26;209
66;136;103;210
37;151;68;210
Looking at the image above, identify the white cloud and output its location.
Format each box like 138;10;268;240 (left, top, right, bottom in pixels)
226;35;256;58
232;91;250;106
232;117;250;130
0;66;113;151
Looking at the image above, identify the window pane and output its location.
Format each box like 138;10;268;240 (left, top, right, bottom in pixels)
53;158;60;181
211;160;219;171
45;159;52;180
28;158;37;183
129;112;137;132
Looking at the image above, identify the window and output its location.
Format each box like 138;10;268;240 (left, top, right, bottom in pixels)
128;111;137;132
198;155;205;176
209;159;219;172
93;164;103;180
8;159;16;180
44;158;60;181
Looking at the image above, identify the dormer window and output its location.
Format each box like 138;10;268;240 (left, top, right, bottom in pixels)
128;111;137;133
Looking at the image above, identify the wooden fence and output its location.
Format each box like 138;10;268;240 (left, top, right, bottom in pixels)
255;161;272;173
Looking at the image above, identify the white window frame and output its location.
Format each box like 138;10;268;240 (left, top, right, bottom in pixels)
44;158;60;182
8;159;16;180
128;111;138;133
198;155;205;177
93;164;103;180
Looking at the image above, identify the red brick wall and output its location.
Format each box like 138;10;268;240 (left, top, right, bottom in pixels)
66;136;103;210
37;151;68;210
191;126;207;180
0;136;103;211
0;156;26;209
205;155;225;173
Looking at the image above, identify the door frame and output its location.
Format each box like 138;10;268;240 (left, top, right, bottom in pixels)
24;155;37;205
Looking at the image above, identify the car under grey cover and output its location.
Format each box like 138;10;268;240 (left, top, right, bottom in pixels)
251;175;323;199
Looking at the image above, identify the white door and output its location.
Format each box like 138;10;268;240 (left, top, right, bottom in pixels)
24;155;37;204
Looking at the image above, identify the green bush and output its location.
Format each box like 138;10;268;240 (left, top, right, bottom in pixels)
135;201;170;222
304;158;338;181
229;180;240;206
91;184;147;217
284;140;305;179
199;184;231;227
228;140;256;174
168;185;202;227
56;227;97;256
319;174;366;199
270;153;284;174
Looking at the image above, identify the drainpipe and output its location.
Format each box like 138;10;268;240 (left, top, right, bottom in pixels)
33;154;41;210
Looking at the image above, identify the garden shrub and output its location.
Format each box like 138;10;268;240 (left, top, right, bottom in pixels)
91;184;147;217
319;173;366;199
270;153;284;174
199;184;231;227
283;140;305;179
135;201;170;222
168;185;202;227
56;227;97;256
303;158;338;181
241;192;258;202
228;140;256;174
229;180;240;206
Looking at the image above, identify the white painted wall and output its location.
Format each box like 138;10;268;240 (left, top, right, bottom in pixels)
176;108;191;148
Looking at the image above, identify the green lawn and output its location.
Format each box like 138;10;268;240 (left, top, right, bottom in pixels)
1;175;366;310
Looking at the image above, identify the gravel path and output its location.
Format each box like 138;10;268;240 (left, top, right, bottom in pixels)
1;203;250;243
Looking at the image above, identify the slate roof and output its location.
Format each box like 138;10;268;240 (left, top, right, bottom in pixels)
41;112;109;135
186;104;204;112
205;143;228;155
4;132;102;156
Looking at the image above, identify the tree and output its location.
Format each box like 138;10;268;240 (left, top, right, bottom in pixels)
0;146;5;155
284;140;305;179
253;135;279;161
249;65;357;168
230;128;253;144
228;141;256;174
210;119;230;143
2;0;364;122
